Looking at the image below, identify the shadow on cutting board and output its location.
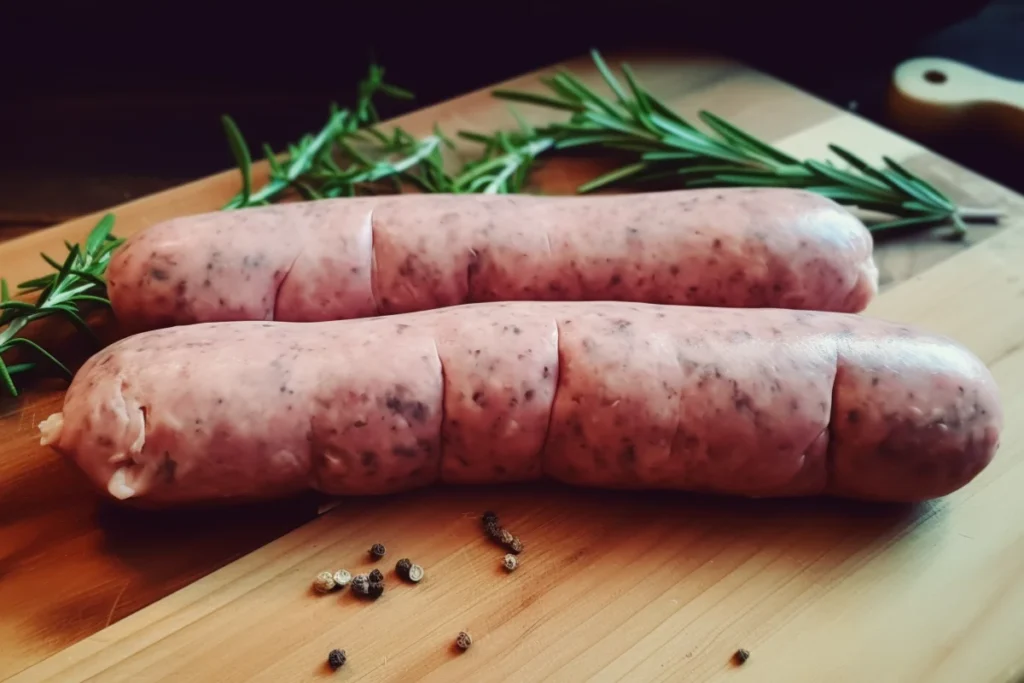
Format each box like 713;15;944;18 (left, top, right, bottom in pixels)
92;481;929;586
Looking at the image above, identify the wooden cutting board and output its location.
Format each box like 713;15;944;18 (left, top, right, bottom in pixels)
2;50;1023;683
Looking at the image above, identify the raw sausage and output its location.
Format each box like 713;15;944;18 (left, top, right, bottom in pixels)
106;188;878;331
40;302;1001;506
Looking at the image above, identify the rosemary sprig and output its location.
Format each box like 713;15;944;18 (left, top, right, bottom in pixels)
0;215;122;396
220;64;414;209
492;49;1001;236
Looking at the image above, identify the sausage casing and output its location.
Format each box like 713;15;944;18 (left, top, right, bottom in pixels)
106;189;878;331
40;302;1000;506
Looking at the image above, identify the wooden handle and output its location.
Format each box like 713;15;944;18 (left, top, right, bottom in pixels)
887;57;1024;143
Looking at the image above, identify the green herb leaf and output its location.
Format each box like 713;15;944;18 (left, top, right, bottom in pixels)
84;214;116;253
221;115;254;204
0;359;16;397
697;111;799;166
577;162;648;193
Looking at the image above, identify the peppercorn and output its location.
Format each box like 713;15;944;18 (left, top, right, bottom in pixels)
508;537;524;554
351;574;370;596
396;558;413;580
502;554;518;571
367;581;385;599
482;511;498;526
407;564;425;583
369;568;384;584
499;529;515;545
734;648;750;665
370;543;386;560
333;569;352;588
313;571;336;594
484;521;502;540
327;649;347;670
455;631;473;651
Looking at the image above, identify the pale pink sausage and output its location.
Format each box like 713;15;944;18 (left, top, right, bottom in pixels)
106;189;878;332
41;302;1000;507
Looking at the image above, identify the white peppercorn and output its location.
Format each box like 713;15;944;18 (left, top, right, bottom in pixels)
313;571;336;594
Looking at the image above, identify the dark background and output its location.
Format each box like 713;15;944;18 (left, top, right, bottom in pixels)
0;1;1021;233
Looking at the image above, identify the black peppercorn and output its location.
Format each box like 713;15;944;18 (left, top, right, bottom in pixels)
370;543;386;560
367;581;385;599
508;537;524;554
327;649;347;670
369;568;384;583
396;558;413;580
482;511;498;526
455;631;473;651
733;648;750;665
484;521;502;540
351;574;370;596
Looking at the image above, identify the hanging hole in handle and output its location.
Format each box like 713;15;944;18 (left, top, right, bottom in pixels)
924;70;947;84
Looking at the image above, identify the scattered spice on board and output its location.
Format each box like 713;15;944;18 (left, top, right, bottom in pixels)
455;631;473;651
327;649;347;671
481;511;524;554
733;648;750;665
370;543;386;560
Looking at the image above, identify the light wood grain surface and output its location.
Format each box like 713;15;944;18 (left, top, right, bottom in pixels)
1;49;1020;682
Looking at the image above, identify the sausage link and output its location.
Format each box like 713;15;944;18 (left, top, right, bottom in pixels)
107;189;878;332
41;302;1000;506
